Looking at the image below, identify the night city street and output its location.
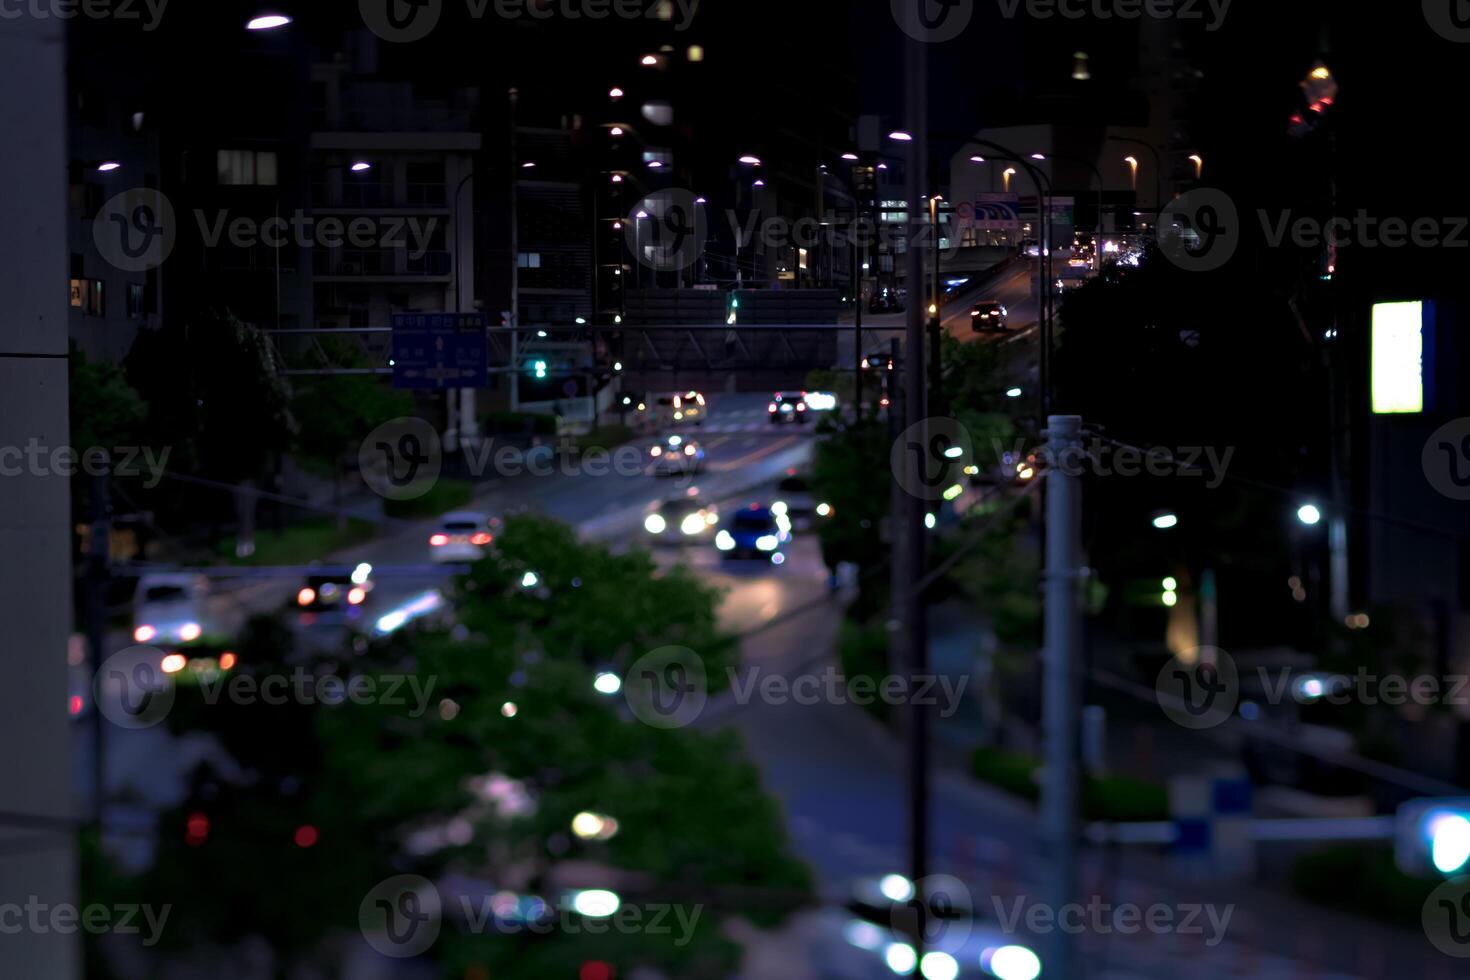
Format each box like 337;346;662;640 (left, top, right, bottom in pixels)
7;2;1470;977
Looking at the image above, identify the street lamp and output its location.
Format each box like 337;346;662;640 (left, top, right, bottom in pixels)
888;131;914;142
96;161;122;172
1297;503;1323;526
1002;167;1016;192
1188;154;1204;180
349;161;373;172
1152;512;1179;530
1124;156;1138;191
245;12;291;29
738;155;762;166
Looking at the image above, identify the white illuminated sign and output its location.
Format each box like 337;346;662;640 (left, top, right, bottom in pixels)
1371;301;1424;414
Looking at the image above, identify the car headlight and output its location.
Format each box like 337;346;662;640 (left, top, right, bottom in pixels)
179;622;202;642
650;445;662;457
770;500;788;517
756;535;778;552
983;945;1041;980
644;513;667;534
715;530;735;551
680;513;706;535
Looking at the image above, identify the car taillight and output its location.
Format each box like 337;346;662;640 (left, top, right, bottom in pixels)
133;624;156;643
470;532;493;545
796;403;806;411
684;445;696;456
347;587;367;605
429;533;449;546
297;587;316;606
768;403;777;412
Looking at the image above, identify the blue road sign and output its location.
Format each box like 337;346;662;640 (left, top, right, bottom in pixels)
391;313;487;390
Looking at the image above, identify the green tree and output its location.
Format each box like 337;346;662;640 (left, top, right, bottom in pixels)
289;341;414;525
119;516;810;978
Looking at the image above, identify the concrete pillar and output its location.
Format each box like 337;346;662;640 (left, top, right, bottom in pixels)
0;9;79;979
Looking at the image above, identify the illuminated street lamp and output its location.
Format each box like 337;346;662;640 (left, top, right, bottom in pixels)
245;12;291;30
1002;167;1017;192
1296;503;1323;526
1152;512;1179;530
1188;154;1204;179
1124;155;1138;191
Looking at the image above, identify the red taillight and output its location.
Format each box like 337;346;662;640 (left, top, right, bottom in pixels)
470;532;493;546
297;587;316;606
185;812;209;847
768;403;777;412
430;533;449;546
69;695;83;716
347;587;366;605
796;403;807;411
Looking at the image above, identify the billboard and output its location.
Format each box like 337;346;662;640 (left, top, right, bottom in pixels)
1371;301;1425;414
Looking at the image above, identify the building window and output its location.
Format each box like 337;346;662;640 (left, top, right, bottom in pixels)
127;282;146;318
70;279;104;316
217;149;278;186
518;252;541;269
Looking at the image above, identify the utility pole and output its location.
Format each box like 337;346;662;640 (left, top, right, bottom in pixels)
853;223;863;416
509;86;521;411
86;472;111;826
901;9;931;959
1041;414;1084;979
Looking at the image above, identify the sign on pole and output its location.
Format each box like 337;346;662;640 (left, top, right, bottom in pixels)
391;313;487;390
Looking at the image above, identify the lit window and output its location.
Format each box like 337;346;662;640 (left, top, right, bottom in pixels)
518;252;541;269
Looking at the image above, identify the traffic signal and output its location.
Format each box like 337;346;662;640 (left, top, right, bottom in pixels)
1396;798;1470;877
531;359;548;380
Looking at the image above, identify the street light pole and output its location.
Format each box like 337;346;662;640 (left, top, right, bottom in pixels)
900;12;931;959
1041;413;1084;980
509;86;521;412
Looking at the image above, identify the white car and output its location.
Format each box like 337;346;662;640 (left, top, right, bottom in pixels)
429;511;498;563
132;573;209;644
